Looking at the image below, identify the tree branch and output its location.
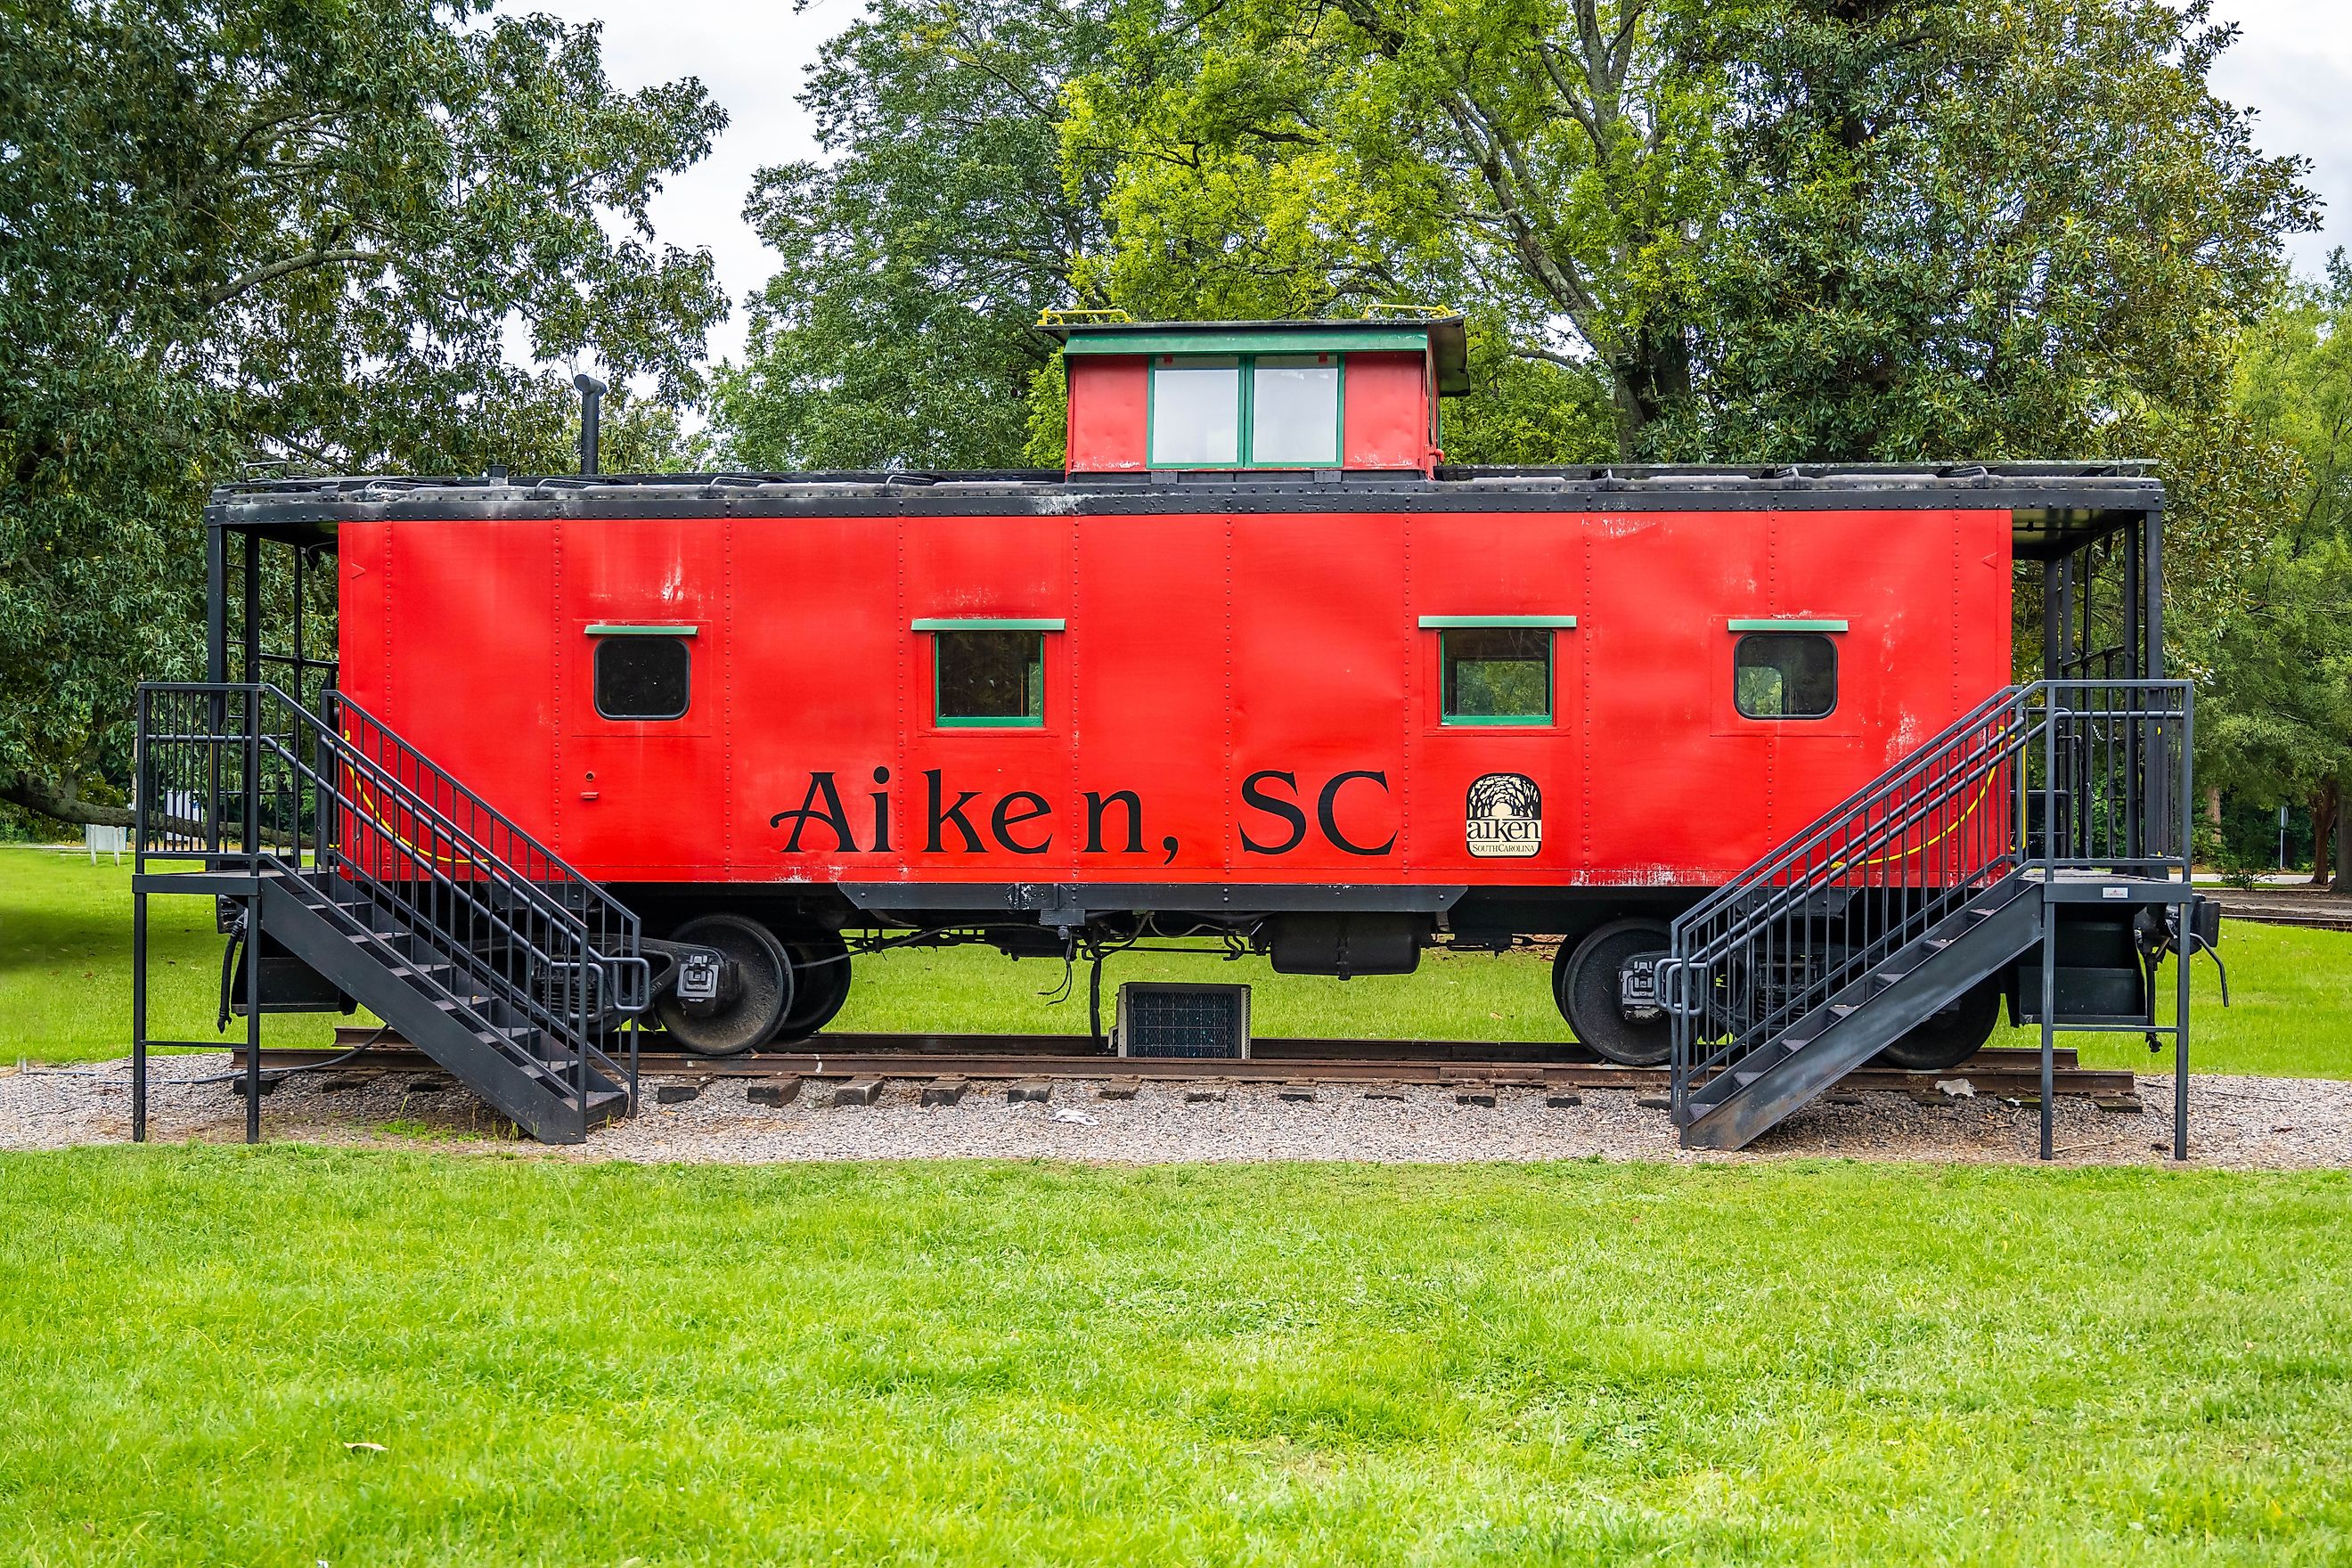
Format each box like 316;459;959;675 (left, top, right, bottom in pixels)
1;777;132;830
204;247;383;310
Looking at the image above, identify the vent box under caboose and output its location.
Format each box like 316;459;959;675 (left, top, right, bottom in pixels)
1115;982;1252;1060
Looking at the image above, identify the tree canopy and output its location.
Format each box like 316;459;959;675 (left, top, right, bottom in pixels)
2195;260;2352;870
711;0;1114;471
0;0;727;826
721;0;2313;473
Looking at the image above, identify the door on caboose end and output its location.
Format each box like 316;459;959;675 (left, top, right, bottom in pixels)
553;520;730;879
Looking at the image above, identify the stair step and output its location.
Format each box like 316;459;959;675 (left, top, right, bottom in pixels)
1831;1004;1856;1017
1878;969;1910;982
1925;939;1952;951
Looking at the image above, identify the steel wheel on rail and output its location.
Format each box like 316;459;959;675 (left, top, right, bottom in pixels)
1874;978;2000;1073
1556;919;1675;1067
772;931;853;1045
655;913;794;1058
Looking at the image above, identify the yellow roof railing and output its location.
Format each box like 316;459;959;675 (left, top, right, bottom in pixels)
1036;307;1137;328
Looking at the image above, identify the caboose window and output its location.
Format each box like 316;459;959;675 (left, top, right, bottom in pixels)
933;629;1047;726
1250;356;1340;465
1148;353;1343;468
1147;360;1241;466
1440;628;1552;725
1735;633;1839;719
592;633;690;720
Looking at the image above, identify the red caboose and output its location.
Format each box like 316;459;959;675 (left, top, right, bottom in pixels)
151;313;2193;1150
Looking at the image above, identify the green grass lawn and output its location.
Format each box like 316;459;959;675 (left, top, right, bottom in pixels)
6;844;2348;1075
0;1150;2347;1564
0;846;349;1064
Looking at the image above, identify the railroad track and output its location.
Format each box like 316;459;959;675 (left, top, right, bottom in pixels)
230;1032;2144;1107
2211;894;2352;934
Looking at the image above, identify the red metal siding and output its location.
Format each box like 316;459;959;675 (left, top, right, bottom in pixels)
1342;353;1433;471
342;518;563;848
553;519;729;877
1401;512;1587;871
1065;357;1147;474
342;507;2013;894
1073;519;1233;878
1229;516;1409;872
731;518;902;884
901;517;1075;877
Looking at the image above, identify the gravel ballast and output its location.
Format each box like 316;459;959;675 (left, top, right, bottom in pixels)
4;1053;2352;1168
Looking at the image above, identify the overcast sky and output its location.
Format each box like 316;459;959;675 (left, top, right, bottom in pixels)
527;0;2352;370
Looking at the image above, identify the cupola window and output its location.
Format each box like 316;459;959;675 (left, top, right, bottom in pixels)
1148;353;1341;469
1147;360;1241;465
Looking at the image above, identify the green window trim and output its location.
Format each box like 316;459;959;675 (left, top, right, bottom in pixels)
1437;626;1556;727
1146;354;1347;470
586;623;698;637
1727;617;1848;633
926;625;1049;729
934;713;1047;730
1066;326;1428;356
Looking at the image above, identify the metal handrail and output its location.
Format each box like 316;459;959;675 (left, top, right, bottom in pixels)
135;681;643;1111
1667;679;2192;1115
260;731;636;1094
331;690;644;963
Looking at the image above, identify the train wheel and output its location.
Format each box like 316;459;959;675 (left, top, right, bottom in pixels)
772;932;853;1045
654;913;794;1058
1556;919;1674;1067
1875;978;2000;1073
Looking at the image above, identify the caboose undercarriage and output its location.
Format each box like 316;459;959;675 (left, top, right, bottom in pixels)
130;461;2205;1156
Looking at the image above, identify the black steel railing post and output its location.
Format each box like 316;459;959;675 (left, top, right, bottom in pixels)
131;887;148;1144
241;690;259;868
244;889;262;1145
2038;683;2058;1160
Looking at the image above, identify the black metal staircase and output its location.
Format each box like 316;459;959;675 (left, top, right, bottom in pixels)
1666;680;2197;1156
131;682;648;1144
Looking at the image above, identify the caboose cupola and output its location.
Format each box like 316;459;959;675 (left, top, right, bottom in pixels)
1041;311;1468;478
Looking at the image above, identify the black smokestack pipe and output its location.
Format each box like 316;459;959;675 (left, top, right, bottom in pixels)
574;372;608;476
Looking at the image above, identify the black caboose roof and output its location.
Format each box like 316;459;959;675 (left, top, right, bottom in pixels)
207;461;2162;561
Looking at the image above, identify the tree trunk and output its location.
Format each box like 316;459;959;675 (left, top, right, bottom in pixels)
2315;782;2337;888
2204;786;2223;826
2337;784;2352;895
0;778;132;830
1609;323;1695;461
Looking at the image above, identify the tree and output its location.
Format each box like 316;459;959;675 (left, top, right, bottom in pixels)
712;0;1115;471
1063;0;2311;464
1063;0;1722;457
0;0;728;828
2200;259;2352;885
1670;0;2313;464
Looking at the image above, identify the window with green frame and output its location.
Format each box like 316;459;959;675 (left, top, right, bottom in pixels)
1434;625;1556;725
1148;353;1342;468
920;622;1053;726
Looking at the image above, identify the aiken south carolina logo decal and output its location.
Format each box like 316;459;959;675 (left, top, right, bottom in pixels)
1465;772;1542;858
